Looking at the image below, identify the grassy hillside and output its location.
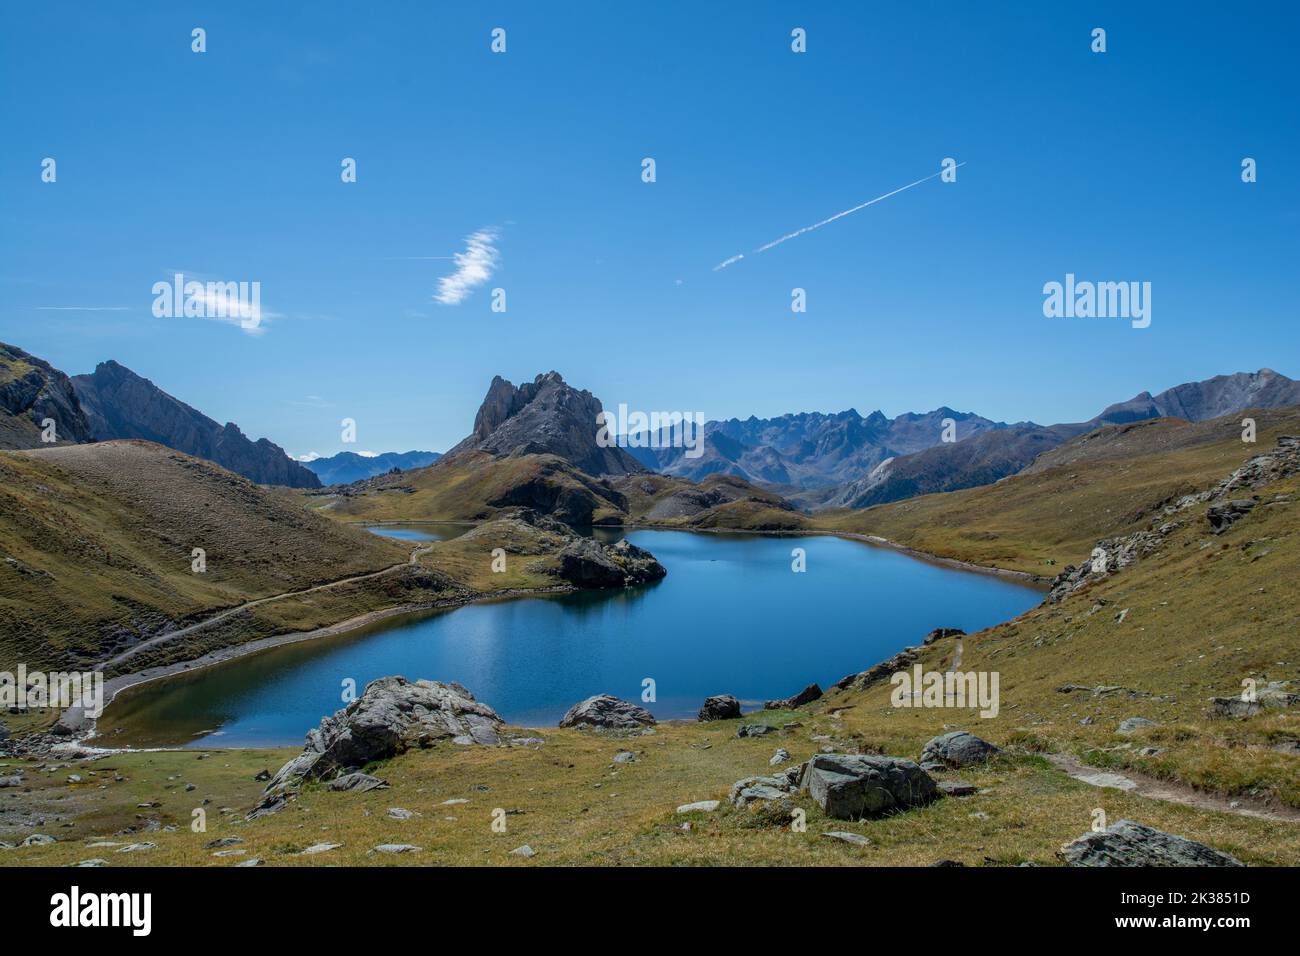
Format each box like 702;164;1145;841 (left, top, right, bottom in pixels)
817;408;1300;574
0;441;408;670
310;451;810;532
6;427;1300;866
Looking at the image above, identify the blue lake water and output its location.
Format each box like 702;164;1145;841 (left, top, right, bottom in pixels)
98;529;1042;748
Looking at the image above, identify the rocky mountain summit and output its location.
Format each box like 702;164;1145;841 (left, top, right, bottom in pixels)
447;371;645;476
0;342;93;449
72;360;320;488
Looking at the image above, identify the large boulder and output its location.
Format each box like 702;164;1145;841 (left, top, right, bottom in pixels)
1059;820;1244;867
559;694;656;730
801;754;938;819
920;731;1001;768
764;682;822;710
698;694;741;721
251;677;501;817
1206;499;1256;534
557;537;666;588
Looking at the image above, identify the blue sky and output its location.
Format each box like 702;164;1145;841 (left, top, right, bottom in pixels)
2;1;1296;459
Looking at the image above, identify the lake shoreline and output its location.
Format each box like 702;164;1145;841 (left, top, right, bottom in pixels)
74;523;1045;750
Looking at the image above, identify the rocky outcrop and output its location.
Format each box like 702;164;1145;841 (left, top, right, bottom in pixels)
1048;435;1300;602
764;682;823;710
557;537;666;588
1207;499;1256;533
0;342;93;449
1059;820;1244;867
1207;680;1299;719
558;694;656;729
446;372;645;476
802;754;939;819
71;360;320;488
834;647;919;691
698;694;741;721
251;677;501;817
920;731;1001;768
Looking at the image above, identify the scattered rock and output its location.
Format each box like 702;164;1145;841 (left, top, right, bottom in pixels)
327;772;389;793
822;831;871;846
1059;820;1244;867
386;807;414;820
802;754;938;819
920;731;1001;768
698;694;741;721
923;627;965;645
509;844;537;858
559;694;656;730
21;834;55;847
115;843;155;853
765;683;823;710
73;859;108;867
372;844;421;854
235;858;262;867
203;837;243;849
1117;717;1157;734
938;780;977;797
676;800;720;814
297;842;342;856
736;723;776;738
612;750;637;764
769;748;791;766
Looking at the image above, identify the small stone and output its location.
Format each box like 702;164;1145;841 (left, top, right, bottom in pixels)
769;748;791;766
372;844;422;854
822;831;871;846
676;800;720;813
509;844;536;858
1117;717;1157;734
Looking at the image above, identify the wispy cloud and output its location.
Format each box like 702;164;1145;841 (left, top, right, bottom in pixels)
713;164;965;271
434;228;500;305
295;451;323;462
35;306;131;312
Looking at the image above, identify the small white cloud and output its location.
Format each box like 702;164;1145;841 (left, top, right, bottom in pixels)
296;452;322;462
357;450;379;458
434;228;500;305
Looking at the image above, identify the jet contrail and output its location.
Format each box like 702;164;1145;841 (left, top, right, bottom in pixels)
712;162;965;270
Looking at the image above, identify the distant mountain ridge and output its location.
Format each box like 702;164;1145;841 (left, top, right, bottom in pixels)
70;360;321;489
0;342;94;449
303;450;441;485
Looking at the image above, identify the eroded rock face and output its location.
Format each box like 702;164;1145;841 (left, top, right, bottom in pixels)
1058;820;1244;867
0;341;93;449
250;677;501;817
801;754;938;819
558;694;656;730
698;694;741;721
920;731;1001;768
557;537;666;588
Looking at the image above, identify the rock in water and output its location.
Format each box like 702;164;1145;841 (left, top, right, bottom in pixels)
251;677;502;817
559;694;656;729
1059;820;1244;867
698;694;741;721
919;731;1001;768
802;754;938;819
557;537;666;588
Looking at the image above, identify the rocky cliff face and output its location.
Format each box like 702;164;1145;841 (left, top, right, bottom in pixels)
447;371;645;476
71;360;320;488
0;342;94;449
1089;369;1300;427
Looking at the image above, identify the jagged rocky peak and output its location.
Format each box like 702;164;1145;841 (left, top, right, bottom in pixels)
451;371;646;477
0;341;94;449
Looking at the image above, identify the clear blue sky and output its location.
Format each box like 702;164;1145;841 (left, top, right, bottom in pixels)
2;1;1296;459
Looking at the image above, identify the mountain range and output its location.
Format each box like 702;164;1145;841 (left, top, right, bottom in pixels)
5;339;1298;514
301;450;442;485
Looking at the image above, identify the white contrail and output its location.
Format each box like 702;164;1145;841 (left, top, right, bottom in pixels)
712;162;965;270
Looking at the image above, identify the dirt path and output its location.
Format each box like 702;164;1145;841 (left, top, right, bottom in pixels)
1046;752;1300;823
102;543;436;671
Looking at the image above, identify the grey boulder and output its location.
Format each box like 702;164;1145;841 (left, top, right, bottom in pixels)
920;731;1001;768
559;694;656;729
802;754;938;819
698;694;741;721
251;676;502;818
1059;820;1244;867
